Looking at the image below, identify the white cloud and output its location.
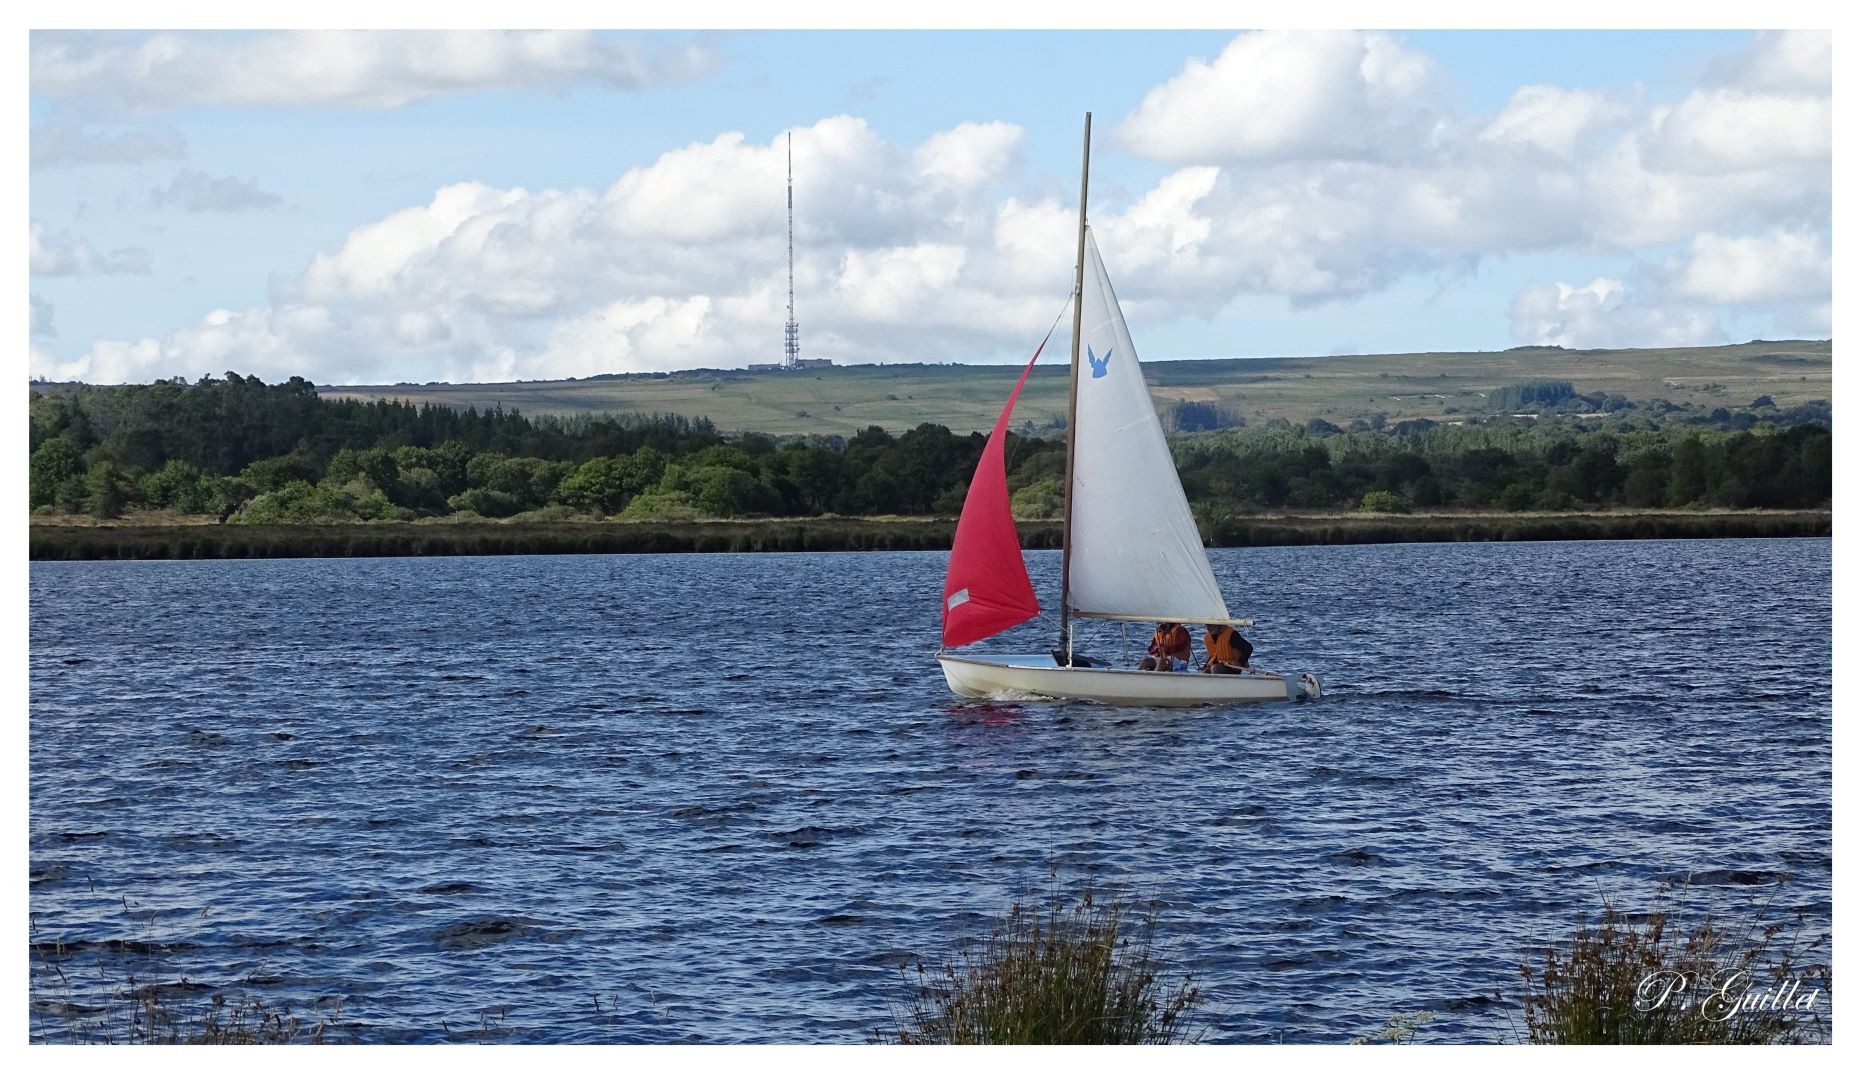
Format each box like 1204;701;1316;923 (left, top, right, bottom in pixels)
1636;30;1829;177
1509;222;1830;350
30;220;150;276
1785;302;1832;339
1117;30;1444;164
836;243;967;321
46;31;1831;384
531;297;722;381
300;182;532;305
166;306;344;380
1641;89;1830;175
1664;229;1829;305
31;121;186;169
30;29;720;111
31;295;56;338
1480;85;1629;160
35;336;164;383
914;121;1024;194
1116;28;1828;251
1509;277;1721;349
57;117;1075;383
1574;137;1810;249
150;169;284;212
1704;29;1829;96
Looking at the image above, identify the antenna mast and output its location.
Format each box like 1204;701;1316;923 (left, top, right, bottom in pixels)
784;131;800;369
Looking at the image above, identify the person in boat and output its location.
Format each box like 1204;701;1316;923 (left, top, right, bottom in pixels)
1138;621;1193;672
1201;624;1254;675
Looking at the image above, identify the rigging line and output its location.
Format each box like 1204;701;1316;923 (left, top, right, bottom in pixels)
1014;295;1071;371
1037;294;1072;356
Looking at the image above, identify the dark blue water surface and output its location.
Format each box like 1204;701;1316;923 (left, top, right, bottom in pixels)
29;539;1832;1043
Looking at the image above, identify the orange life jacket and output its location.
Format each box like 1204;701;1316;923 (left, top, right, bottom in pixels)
1150;626;1190;659
1205;626;1244;665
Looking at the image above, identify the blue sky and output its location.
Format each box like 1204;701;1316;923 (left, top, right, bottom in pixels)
28;28;1831;384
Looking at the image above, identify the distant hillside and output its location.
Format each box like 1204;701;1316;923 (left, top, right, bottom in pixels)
319;340;1832;437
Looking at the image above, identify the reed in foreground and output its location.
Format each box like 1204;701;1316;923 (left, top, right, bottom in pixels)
32;944;337;1044
31;899;343;1045
1512;883;1830;1044
879;887;1203;1045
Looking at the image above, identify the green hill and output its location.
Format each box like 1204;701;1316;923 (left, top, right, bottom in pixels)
320;339;1831;436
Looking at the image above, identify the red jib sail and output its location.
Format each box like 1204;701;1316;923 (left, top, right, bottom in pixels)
940;334;1049;649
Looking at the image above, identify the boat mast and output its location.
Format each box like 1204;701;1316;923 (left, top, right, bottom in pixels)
1057;112;1090;662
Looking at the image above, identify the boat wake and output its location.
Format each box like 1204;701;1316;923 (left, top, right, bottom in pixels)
983;688;1053;703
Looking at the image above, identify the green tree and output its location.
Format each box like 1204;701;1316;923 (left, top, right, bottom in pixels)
240;453;322;493
139;459;215;513
1621;450;1671;508
1666;436;1709;506
1359;489;1411;514
446;488;522;518
556;457;637;515
388;465;448;512
29;436;83;509
621;488;701;521
84;461;131;519
1498;481;1537;512
1565;438;1625;503
1009;477;1064;520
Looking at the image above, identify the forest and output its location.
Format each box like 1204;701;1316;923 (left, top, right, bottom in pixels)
28;373;1832;525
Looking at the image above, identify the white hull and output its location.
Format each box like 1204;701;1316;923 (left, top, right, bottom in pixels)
938;652;1320;708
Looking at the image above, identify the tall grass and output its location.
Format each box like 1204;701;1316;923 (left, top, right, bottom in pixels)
30;900;342;1045
33;966;334;1045
879;886;1204;1045
1512;883;1831;1044
1350;1010;1434;1044
29;509;1829;561
27;518;1056;560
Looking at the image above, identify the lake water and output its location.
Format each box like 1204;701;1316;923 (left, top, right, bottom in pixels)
28;539;1832;1043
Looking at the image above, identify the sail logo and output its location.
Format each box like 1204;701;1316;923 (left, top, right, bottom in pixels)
1087;345;1113;379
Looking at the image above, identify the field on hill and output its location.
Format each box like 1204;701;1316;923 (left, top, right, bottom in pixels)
319;340;1830;437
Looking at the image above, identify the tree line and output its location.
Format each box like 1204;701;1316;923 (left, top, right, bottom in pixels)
28;373;1830;523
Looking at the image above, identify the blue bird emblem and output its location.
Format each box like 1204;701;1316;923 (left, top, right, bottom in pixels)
1087;345;1113;379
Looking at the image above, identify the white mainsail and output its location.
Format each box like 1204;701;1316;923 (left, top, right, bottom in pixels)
1066;228;1232;624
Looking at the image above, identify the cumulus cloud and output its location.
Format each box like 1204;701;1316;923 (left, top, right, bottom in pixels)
1117;30;1444;164
30;220;151;276
914;121;1024;194
31;294;57;338
31;121;186;169
150;169;284;212
1479;85;1629;160
1783;301;1833;339
34;336;164;383
1122;30;1827;249
47;30;1831;383
1509;223;1831;349
54;117;1082;384
531;296;726;381
30;29;721;111
1663;229;1829;305
1638;30;1829;177
1509;277;1721;350
1703;29;1830;96
1641;88;1829;175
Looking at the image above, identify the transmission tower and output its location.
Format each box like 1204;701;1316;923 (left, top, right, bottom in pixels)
784;131;800;369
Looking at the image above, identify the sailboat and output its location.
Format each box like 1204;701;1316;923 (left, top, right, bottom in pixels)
936;114;1322;707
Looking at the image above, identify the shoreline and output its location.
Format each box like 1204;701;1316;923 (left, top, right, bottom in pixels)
27;510;1831;561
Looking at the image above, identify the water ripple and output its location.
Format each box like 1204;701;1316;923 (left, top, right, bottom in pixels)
28;539;1831;1043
